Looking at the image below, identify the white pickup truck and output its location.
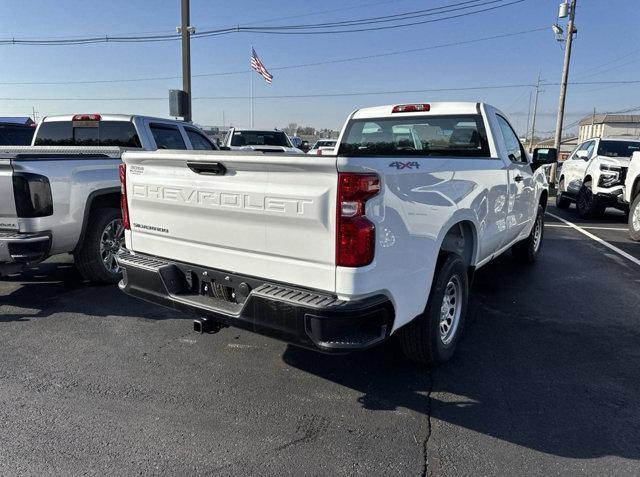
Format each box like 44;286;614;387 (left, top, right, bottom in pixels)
117;102;555;364
0;114;217;281
556;137;640;217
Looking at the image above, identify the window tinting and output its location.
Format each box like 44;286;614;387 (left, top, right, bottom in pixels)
0;126;35;145
597;140;640;158
150;124;186;150
34;122;73;145
496;115;525;163
34;120;141;147
186;129;215;150
338;115;490;157
99;121;141;147
230;131;291;148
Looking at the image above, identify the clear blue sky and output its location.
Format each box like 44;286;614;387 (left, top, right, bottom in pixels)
0;0;638;136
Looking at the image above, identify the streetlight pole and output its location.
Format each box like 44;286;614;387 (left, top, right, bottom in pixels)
551;0;577;185
180;0;192;123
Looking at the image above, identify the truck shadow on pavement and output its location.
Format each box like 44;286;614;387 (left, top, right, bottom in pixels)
0;260;174;322
282;247;640;460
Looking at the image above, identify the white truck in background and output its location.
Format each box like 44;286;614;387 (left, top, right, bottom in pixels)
116;102;555;365
555;137;640;217
222;127;304;154
0;114;217;281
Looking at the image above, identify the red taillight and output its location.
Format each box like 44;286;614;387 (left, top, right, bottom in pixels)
72;114;101;121
119;163;130;230
336;173;380;267
392;104;430;113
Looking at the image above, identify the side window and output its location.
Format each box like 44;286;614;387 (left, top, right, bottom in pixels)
150;124;186;150
186;128;215;150
496;115;525;163
584;140;596;157
567;143;583;161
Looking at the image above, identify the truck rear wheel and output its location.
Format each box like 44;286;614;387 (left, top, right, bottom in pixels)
398;254;468;366
577;182;605;218
74;208;124;285
512;205;544;263
629;194;640;242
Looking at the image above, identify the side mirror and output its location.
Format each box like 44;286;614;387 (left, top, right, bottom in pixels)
532;148;558;170
576;150;589;160
219;146;231;151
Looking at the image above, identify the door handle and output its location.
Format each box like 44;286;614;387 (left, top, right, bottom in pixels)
514;175;523;182
187;162;227;175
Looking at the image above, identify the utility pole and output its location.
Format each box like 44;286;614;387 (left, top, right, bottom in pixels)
528;73;542;153
551;0;577;185
31;106;38;123
180;0;192;123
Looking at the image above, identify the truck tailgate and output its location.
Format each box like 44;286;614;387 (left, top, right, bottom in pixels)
123;151;338;292
0;156;17;230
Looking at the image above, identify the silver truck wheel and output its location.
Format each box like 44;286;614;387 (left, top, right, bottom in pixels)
74;208;124;285
100;219;124;274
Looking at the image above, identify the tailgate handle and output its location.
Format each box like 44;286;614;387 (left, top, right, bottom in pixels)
187;162;227;176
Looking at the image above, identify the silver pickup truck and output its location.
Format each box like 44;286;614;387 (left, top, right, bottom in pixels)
0;114;217;282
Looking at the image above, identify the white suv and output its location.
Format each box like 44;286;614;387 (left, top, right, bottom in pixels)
556;137;640;217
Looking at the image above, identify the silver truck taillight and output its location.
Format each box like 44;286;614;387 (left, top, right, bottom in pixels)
336;173;380;267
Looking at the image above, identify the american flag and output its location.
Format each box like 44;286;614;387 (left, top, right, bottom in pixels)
251;48;273;85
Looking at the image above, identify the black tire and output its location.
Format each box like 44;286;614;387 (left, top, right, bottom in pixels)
74;208;124;285
555;179;571;209
399;254;468;366
512;205;545;263
576;182;605;218
629;194;640;242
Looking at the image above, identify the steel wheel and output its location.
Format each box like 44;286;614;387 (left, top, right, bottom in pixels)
100;219;124;274
532;214;543;252
633;204;640;233
439;275;462;345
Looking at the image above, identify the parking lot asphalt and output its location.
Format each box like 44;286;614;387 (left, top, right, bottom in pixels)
1;205;639;476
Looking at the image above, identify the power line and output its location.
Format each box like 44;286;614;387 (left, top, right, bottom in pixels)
0;0;525;45
2;79;639;102
0;27;548;86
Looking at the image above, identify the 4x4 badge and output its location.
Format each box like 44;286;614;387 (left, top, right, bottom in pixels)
389;161;420;170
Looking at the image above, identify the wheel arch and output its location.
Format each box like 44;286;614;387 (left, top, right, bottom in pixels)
539;189;549;210
438;220;477;271
74;187;121;253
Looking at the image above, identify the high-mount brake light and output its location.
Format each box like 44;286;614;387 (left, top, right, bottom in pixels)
336;173;380;267
392;104;430;113
72;114;101;121
119;164;130;230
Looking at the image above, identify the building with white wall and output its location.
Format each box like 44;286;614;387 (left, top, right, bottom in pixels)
578;114;640;141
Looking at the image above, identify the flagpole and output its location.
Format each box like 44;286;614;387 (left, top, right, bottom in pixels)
250;46;254;128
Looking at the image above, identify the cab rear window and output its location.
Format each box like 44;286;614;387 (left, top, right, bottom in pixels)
34;121;141;147
338;114;490;157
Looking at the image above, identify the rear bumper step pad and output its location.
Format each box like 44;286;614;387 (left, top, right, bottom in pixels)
117;249;394;353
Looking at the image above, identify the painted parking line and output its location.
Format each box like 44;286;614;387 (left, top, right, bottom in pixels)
546;211;640;267
546;224;628;232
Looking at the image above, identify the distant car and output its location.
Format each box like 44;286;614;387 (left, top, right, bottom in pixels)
556;137;640;217
307;139;337;155
0;123;35;145
223;128;303;154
